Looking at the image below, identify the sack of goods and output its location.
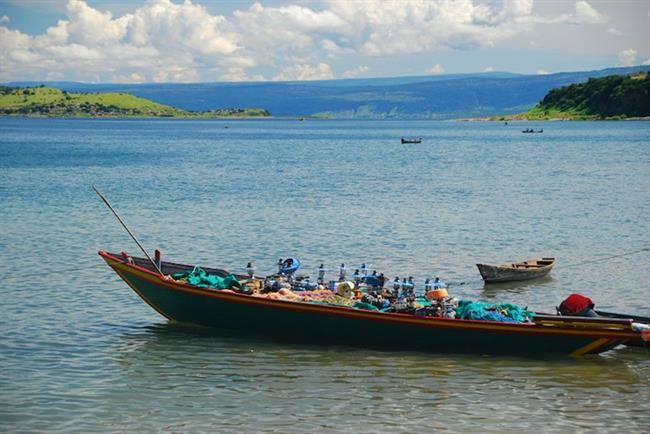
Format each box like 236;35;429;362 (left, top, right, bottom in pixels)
558;293;597;317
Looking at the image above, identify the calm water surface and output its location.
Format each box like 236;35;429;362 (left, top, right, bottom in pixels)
1;118;649;432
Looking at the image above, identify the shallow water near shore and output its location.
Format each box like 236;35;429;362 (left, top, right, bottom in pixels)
1;118;649;432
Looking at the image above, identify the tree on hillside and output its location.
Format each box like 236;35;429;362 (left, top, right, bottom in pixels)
538;74;650;118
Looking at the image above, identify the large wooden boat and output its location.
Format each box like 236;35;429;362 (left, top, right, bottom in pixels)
99;251;647;356
477;257;555;283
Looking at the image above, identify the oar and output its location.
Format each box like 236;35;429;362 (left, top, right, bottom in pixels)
563;248;650;268
93;185;164;276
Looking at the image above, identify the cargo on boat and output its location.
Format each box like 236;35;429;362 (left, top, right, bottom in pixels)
99;251;647;356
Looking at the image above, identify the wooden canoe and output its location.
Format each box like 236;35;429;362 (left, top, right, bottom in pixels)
477;257;555;283
99;251;645;356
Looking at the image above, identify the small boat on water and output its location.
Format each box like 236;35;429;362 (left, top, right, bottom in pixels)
477;257;555;283
99;251;648;356
401;137;422;144
522;128;543;133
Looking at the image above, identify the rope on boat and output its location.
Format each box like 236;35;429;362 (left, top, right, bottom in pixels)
562;247;650;268
448;278;484;288
447;247;650;288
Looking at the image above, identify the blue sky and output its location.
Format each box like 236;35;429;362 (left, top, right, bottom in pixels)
1;0;648;83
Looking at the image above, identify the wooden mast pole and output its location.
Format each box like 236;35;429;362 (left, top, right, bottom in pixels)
93;185;164;276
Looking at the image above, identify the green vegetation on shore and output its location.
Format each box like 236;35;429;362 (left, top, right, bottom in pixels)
493;73;650;121
0;86;270;118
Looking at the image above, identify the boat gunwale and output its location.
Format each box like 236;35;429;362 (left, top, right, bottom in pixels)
99;250;637;341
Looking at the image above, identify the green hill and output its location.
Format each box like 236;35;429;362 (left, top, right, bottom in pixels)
506;73;650;120
0;86;270;118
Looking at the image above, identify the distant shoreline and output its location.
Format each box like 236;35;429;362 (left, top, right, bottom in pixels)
0;85;271;119
3;112;650;122
0;114;278;120
459;116;650;121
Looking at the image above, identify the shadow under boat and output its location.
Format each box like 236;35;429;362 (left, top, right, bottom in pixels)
482;274;555;292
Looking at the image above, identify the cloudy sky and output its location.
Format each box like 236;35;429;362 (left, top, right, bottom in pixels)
0;0;648;83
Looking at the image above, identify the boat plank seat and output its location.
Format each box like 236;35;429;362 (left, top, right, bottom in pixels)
534;314;634;331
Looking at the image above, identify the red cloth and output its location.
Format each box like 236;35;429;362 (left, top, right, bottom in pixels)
559;293;595;316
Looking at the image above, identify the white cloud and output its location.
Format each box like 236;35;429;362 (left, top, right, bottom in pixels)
618;48;637;67
607;28;622;36
127;0;238;55
321;38;353;56
426;64;445;75
643;59;650;66
536;69;549;75
483;66;494;72
220;56;257;70
0;0;238;82
321;39;340;52
65;0;128;46
0;0;622;83
111;72;145;83
232;2;345;62
532;1;608;25
341;65;369;78
219;67;246;82
273;63;333;81
573;1;607;24
1;26;31;51
326;0;535;56
219;66;265;82
153;63;199;83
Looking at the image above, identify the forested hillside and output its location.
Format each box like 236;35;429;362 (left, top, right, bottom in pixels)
527;73;650;119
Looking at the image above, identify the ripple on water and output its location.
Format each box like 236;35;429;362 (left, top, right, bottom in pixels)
1;119;649;432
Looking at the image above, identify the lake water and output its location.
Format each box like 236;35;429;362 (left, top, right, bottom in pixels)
1;118;649;432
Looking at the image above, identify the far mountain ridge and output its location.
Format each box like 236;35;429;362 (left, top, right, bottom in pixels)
6;65;649;119
6;70;524;89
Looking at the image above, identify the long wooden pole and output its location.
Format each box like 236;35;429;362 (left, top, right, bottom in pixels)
93;185;164;276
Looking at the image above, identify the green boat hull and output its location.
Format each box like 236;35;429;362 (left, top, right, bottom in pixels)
101;251;634;356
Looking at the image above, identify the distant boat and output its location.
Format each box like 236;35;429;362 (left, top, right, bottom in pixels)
477;257;555;283
401;137;422;144
522;128;543;133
